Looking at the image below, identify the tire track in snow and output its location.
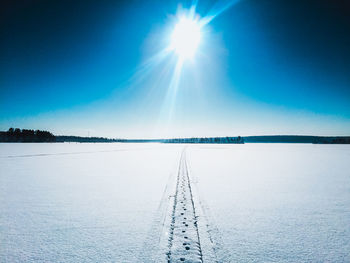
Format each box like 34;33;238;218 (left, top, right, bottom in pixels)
1;146;163;158
167;149;203;263
139;148;182;263
187;147;232;263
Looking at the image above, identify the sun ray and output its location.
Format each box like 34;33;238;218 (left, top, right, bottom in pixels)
201;0;241;25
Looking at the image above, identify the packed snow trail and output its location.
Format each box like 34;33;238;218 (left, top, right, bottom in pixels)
167;149;203;263
141;146;218;262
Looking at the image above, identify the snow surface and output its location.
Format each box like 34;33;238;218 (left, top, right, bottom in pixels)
188;144;350;262
0;143;183;262
1;143;350;262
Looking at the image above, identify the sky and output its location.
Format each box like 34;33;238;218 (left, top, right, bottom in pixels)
1;0;350;138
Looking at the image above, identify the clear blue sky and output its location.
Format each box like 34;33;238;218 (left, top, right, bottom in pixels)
1;0;349;138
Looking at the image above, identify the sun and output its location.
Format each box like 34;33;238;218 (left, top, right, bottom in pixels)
170;17;202;59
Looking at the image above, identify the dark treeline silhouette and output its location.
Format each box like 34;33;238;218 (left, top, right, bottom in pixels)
0;128;125;143
328;137;350;144
1;128;349;144
243;135;350;144
55;136;126;143
164;136;244;144
0;128;56;142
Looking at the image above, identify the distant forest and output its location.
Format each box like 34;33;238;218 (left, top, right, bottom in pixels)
244;135;350;144
0;128;124;143
0;128;349;144
56;136;126;143
164;136;244;144
0;128;55;142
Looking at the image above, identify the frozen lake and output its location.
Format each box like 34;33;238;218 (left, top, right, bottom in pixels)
1;143;349;262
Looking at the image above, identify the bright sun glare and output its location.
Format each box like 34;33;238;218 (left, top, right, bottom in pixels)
170;17;201;59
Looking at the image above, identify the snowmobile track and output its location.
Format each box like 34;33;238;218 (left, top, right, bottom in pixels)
167;149;203;263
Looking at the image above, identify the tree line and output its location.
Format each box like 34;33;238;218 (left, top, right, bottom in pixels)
243;135;350;144
164;136;244;144
0;128;56;142
1;129;348;144
55;136;126;143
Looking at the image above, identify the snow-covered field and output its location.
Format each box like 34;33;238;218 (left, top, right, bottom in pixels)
1;143;349;262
